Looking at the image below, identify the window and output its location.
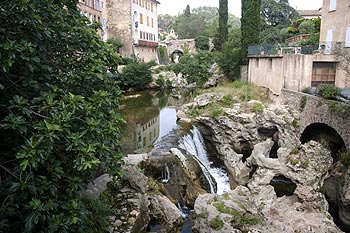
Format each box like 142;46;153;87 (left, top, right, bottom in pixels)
140;13;143;24
346;26;350;47
147;16;149;26
151;18;154;28
329;0;336;11
140;31;142;39
326;29;333;54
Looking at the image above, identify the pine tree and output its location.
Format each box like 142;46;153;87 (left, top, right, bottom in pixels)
241;0;262;64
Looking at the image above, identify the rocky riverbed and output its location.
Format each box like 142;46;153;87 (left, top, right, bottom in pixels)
98;92;350;233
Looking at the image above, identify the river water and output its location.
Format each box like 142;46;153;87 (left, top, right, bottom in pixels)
120;90;230;232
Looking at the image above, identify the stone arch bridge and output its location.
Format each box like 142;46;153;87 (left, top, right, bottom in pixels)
163;39;196;62
281;89;350;150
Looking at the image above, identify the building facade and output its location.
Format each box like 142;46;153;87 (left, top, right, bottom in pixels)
78;0;103;24
247;0;350;94
106;0;159;62
319;0;350;52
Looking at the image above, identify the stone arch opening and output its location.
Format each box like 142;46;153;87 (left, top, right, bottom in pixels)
300;123;345;161
171;50;184;63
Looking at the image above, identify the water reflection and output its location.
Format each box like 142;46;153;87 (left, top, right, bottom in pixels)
120;90;179;154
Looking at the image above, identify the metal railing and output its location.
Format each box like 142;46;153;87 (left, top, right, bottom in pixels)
248;44;319;56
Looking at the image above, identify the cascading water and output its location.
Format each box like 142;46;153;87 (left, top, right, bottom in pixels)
179;126;230;195
159;163;170;184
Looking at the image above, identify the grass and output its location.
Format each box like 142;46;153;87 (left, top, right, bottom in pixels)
185;80;270;118
251;103;264;114
209;215;224;230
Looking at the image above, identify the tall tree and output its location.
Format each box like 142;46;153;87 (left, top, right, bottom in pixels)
0;0;123;232
184;4;191;17
241;0;262;64
215;0;228;50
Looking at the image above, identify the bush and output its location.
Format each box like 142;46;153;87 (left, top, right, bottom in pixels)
217;41;241;80
120;61;155;89
338;149;350;168
317;84;341;99
251;103;264;114
195;36;210;50
156;75;165;87
170;51;215;87
209;215;224;230
299;96;307;112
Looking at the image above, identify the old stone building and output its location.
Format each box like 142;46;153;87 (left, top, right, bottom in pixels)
105;0;160;62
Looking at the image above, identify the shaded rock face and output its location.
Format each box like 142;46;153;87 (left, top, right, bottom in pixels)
175;94;342;232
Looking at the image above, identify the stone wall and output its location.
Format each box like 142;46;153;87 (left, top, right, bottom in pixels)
106;0;132;57
280;89;350;149
248;54;349;95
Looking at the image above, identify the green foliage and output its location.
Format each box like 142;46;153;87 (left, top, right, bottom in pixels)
251;103;264;114
156;75;165;87
338;149;350;168
106;38;123;53
209;215;224;230
328;102;350;116
160;7;240;39
317;84;341;99
195;36;210;50
241;0;262;64
120;61;156;89
159;46;167;64
215;0;228;51
170;51;215;87
260;0;299;44
217;42;241;80
299;20;315;34
299;96;307;112
209;105;225;118
0;0;124;232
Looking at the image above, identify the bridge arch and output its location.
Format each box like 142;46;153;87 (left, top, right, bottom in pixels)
300;122;345;160
171;50;184;63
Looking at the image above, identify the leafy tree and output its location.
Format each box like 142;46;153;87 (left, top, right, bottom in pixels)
241;0;261;64
215;0;228;51
120;60;156;89
299;20;315;34
159;7;240;39
170;51;215;86
218;42;241;80
0;0;124;232
106;38;123;53
261;0;298;29
195;36;210;50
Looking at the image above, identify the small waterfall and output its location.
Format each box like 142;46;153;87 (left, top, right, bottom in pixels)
159;163;170;184
179;127;230;195
177;201;191;219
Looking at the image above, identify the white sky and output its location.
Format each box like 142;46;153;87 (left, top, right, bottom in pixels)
157;0;323;17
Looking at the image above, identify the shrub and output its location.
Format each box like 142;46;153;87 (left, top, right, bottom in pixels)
338;149;350;168
299;96;307;112
217;41;241;80
165;79;173;88
170;51;215;87
120;61;155;89
156;75;165;87
209;215;224;230
251;103;264;114
317;84;341;99
195;36;210;50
